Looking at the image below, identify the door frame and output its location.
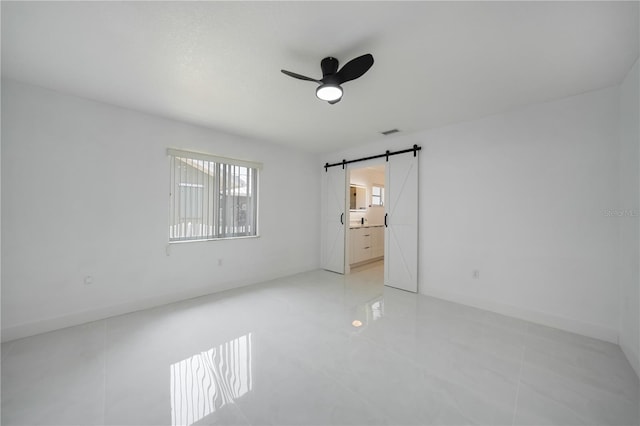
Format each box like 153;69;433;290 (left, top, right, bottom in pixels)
345;158;388;275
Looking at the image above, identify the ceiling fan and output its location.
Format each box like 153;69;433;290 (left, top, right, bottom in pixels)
281;54;374;104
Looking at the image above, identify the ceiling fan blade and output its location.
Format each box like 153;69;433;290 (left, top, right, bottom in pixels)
281;69;320;83
334;54;374;84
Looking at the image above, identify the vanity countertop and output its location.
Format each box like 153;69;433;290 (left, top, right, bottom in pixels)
349;224;384;229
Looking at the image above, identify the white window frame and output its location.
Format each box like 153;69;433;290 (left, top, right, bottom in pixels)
371;184;384;207
168;148;261;243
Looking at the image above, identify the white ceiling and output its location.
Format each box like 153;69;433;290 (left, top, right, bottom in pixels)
2;1;638;153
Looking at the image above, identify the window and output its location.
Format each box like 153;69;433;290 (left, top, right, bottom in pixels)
371;185;384;206
168;149;260;242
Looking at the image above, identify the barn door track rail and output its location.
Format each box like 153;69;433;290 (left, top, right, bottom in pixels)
324;144;421;171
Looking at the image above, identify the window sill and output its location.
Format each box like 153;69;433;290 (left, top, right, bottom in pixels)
169;235;260;244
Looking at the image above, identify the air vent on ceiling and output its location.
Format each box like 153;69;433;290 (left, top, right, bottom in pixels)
381;128;400;136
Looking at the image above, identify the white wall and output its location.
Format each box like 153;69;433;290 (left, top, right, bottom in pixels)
1;79;320;341
618;58;640;376
324;86;621;343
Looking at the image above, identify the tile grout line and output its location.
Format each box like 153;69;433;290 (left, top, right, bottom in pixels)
233;402;253;426
261;331;390;423
359;329;518;413
306;352;392;422
511;345;525;426
102;320;107;426
3;341;15;360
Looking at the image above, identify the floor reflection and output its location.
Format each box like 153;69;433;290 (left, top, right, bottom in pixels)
170;333;252;426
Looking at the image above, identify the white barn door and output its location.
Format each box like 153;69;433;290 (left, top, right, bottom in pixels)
321;166;347;274
384;153;419;292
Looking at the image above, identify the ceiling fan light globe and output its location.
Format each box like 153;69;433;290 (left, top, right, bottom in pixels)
316;84;343;102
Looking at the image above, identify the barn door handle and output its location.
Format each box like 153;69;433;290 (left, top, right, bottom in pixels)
384;213;388;227
340;213;344;225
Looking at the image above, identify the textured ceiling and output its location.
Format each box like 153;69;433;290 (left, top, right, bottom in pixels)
2;1;638;153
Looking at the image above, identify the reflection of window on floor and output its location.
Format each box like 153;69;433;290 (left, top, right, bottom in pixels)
351;296;385;332
170;333;252;426
370;299;384;321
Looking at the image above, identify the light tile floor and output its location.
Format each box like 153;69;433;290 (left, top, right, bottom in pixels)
2;262;639;425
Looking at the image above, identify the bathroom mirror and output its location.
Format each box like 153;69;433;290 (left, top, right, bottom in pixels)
350;185;367;210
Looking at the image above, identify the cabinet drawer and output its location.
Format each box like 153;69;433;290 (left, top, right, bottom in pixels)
350;227;382;264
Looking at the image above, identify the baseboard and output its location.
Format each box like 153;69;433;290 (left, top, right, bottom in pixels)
420;287;619;344
349;256;384;269
620;339;640;380
3;270;622;347
1;265;317;343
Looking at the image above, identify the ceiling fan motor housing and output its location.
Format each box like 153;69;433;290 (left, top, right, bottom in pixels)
321;57;340;77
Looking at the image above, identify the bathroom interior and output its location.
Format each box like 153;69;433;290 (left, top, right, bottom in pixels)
348;164;386;274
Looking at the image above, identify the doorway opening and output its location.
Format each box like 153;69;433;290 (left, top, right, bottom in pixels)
321;144;419;292
347;162;386;278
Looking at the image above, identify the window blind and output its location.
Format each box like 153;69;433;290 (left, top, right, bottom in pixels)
168;149;260;242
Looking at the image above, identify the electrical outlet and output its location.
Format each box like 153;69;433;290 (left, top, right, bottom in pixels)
472;270;480;279
84;275;93;285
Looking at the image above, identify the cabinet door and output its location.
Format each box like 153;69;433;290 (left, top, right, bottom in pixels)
372;227;384;258
350;228;363;264
351;228;363;264
349;229;355;265
370;227;379;257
